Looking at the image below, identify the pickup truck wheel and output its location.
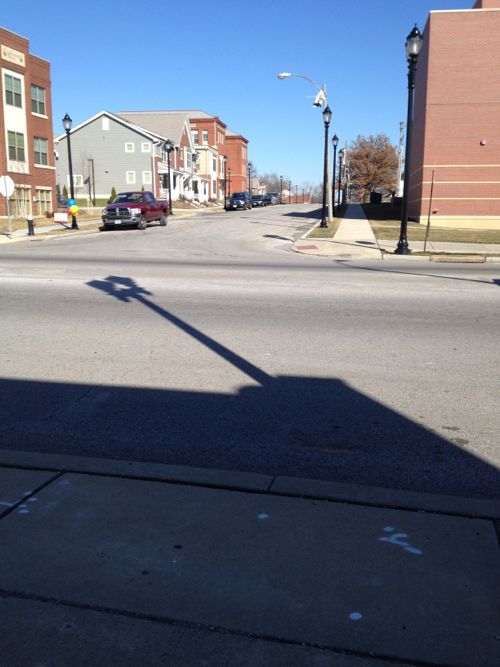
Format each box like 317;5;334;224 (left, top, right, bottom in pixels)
137;216;147;230
159;213;167;226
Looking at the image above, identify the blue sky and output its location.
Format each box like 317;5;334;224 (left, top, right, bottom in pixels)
3;0;472;186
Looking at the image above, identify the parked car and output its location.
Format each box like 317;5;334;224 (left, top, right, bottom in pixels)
102;191;168;230
251;195;265;207
226;192;252;210
268;192;280;204
263;193;278;206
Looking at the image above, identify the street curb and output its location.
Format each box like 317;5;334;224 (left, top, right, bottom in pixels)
1;448;498;519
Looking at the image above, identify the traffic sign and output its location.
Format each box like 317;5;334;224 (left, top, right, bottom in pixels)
0;175;15;198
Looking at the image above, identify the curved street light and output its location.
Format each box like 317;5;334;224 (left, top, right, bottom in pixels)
277;71;332;221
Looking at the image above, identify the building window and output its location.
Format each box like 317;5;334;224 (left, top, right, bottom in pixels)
31;85;46;114
36;189;52;215
212;181;216;196
202;131;208;145
7;131;25;162
67;174;83;188
126;171;136;184
34;137;48;165
102;117;109;131
141;143;151;153
4;73;22;108
125;142;135;153
185;149;192;170
212;158;217;172
142;171;152;184
192;130;199;144
9;186;31;219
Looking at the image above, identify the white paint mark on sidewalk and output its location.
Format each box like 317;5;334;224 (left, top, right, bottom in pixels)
378;526;423;555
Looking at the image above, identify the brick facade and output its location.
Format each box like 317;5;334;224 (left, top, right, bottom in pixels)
408;0;500;228
0;27;56;219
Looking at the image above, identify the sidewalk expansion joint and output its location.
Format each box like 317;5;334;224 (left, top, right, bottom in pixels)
0;471;64;520
0;588;442;667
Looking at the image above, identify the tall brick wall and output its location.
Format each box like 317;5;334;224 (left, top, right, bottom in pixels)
408;3;500;228
0;27;56;219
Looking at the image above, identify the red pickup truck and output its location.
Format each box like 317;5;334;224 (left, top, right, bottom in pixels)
102;191;168;230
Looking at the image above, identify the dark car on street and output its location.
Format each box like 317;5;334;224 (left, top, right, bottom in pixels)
251;195;265;207
226;192;252;210
263;193;278;205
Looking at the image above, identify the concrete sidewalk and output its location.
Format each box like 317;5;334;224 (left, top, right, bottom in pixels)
292;204;500;261
0;448;498;666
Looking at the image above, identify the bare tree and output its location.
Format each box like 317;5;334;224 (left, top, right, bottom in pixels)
348;135;398;203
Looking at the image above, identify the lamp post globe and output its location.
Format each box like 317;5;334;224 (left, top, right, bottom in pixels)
62;113;79;230
395;24;423;255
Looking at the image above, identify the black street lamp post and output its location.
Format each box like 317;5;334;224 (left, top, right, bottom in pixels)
288;180;291;204
228;168;232;197
332;134;338;215
395;24;423;255
280;175;283;204
163;139;174;215
248;161;252;195
62;113;78;230
223;155;228;209
338;148;344;209
320;106;332;228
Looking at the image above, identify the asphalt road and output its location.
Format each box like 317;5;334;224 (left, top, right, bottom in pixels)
1;204;499;499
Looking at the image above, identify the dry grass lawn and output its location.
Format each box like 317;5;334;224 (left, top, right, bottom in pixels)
362;203;500;243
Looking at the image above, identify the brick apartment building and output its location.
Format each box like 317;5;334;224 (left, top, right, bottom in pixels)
187;111;249;196
408;0;500;228
0;27;56;220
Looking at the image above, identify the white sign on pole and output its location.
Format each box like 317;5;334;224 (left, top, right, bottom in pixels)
0;175;15;198
0;175;15;237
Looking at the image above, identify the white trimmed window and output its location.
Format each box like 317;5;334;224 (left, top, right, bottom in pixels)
102;117;109;131
36;188;52;215
192;130;199;144
4;73;22;108
125;142;135;153
31;85;46;115
141;142;151;153
34;137;48;165
202;131;208;145
142;171;152;184
212;181;216;196
126;171;136;184
8;131;25;161
67;174;83;188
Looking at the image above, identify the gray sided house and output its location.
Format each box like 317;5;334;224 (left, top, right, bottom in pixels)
54;111;163;205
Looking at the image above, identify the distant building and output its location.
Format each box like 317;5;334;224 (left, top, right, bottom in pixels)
0;26;56;219
409;0;500;228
